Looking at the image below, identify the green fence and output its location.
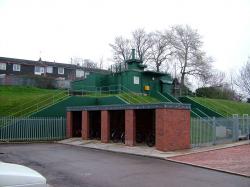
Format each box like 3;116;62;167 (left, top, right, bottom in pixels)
191;115;250;147
0;117;66;142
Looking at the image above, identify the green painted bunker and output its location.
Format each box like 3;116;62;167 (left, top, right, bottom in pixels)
31;49;224;151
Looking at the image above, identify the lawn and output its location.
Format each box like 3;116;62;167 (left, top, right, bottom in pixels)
192;97;250;116
0;85;160;116
0;85;63;116
118;93;159;104
80;92;160;104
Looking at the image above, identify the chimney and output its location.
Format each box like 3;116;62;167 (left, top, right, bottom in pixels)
132;49;135;60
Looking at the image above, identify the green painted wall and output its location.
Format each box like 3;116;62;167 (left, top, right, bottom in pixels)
97;96;127;105
107;73;120;86
32;96;97;117
72;74;96;91
162;83;172;94
120;71;142;93
32;95;127;117
71;73;108;91
141;74;160;94
70;59;173;96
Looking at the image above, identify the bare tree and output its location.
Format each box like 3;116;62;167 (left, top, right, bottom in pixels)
83;59;97;69
70;57;84;66
147;31;173;72
131;28;152;63
236;59;250;96
200;69;226;87
109;26;214;84
169;25;212;93
71;57;97;69
109;29;153;65
97;56;104;69
109;36;131;63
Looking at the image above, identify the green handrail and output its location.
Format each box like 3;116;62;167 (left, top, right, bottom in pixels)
9;90;68;117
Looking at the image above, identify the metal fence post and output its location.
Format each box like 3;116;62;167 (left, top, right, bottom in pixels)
212;117;216;145
246;115;250;141
233;116;239;142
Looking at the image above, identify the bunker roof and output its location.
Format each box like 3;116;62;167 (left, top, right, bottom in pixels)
143;71;167;76
67;103;191;111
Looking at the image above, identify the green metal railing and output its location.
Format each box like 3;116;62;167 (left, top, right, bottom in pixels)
71;84;159;104
119;86;151;104
180;96;224;117
0;116;66;142
71;84;121;96
9;90;69;117
4;92;55;115
195;97;232;117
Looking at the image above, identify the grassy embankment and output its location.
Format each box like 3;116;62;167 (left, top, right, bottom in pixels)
0;86;64;116
193;97;250;116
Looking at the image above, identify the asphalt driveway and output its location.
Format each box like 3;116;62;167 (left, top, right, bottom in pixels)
0;143;249;187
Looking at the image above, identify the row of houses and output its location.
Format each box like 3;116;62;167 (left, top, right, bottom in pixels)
0;56;107;80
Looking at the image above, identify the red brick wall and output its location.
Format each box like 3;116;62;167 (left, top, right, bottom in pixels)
125;110;136;146
66;111;72;138
82;111;89;140
101;110;110;143
156;109;190;151
67;108;190;152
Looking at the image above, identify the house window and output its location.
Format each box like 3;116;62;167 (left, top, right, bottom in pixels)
13;64;21;71
46;66;53;73
133;76;139;85
76;69;84;78
58;67;64;75
0;63;6;70
34;66;45;75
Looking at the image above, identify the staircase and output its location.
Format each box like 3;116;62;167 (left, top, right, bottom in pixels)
118;86;159;104
161;92;220;118
179;96;224;118
161;92;181;103
150;91;171;102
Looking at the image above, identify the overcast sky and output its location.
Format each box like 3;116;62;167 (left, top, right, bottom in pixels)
0;0;249;73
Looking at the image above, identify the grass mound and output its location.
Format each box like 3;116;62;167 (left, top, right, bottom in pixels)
0;86;62;116
192;97;250;116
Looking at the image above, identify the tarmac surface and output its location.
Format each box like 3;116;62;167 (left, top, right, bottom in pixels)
0;143;249;187
59;138;250;177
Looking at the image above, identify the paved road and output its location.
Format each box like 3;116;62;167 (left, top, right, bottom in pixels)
0;144;249;187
